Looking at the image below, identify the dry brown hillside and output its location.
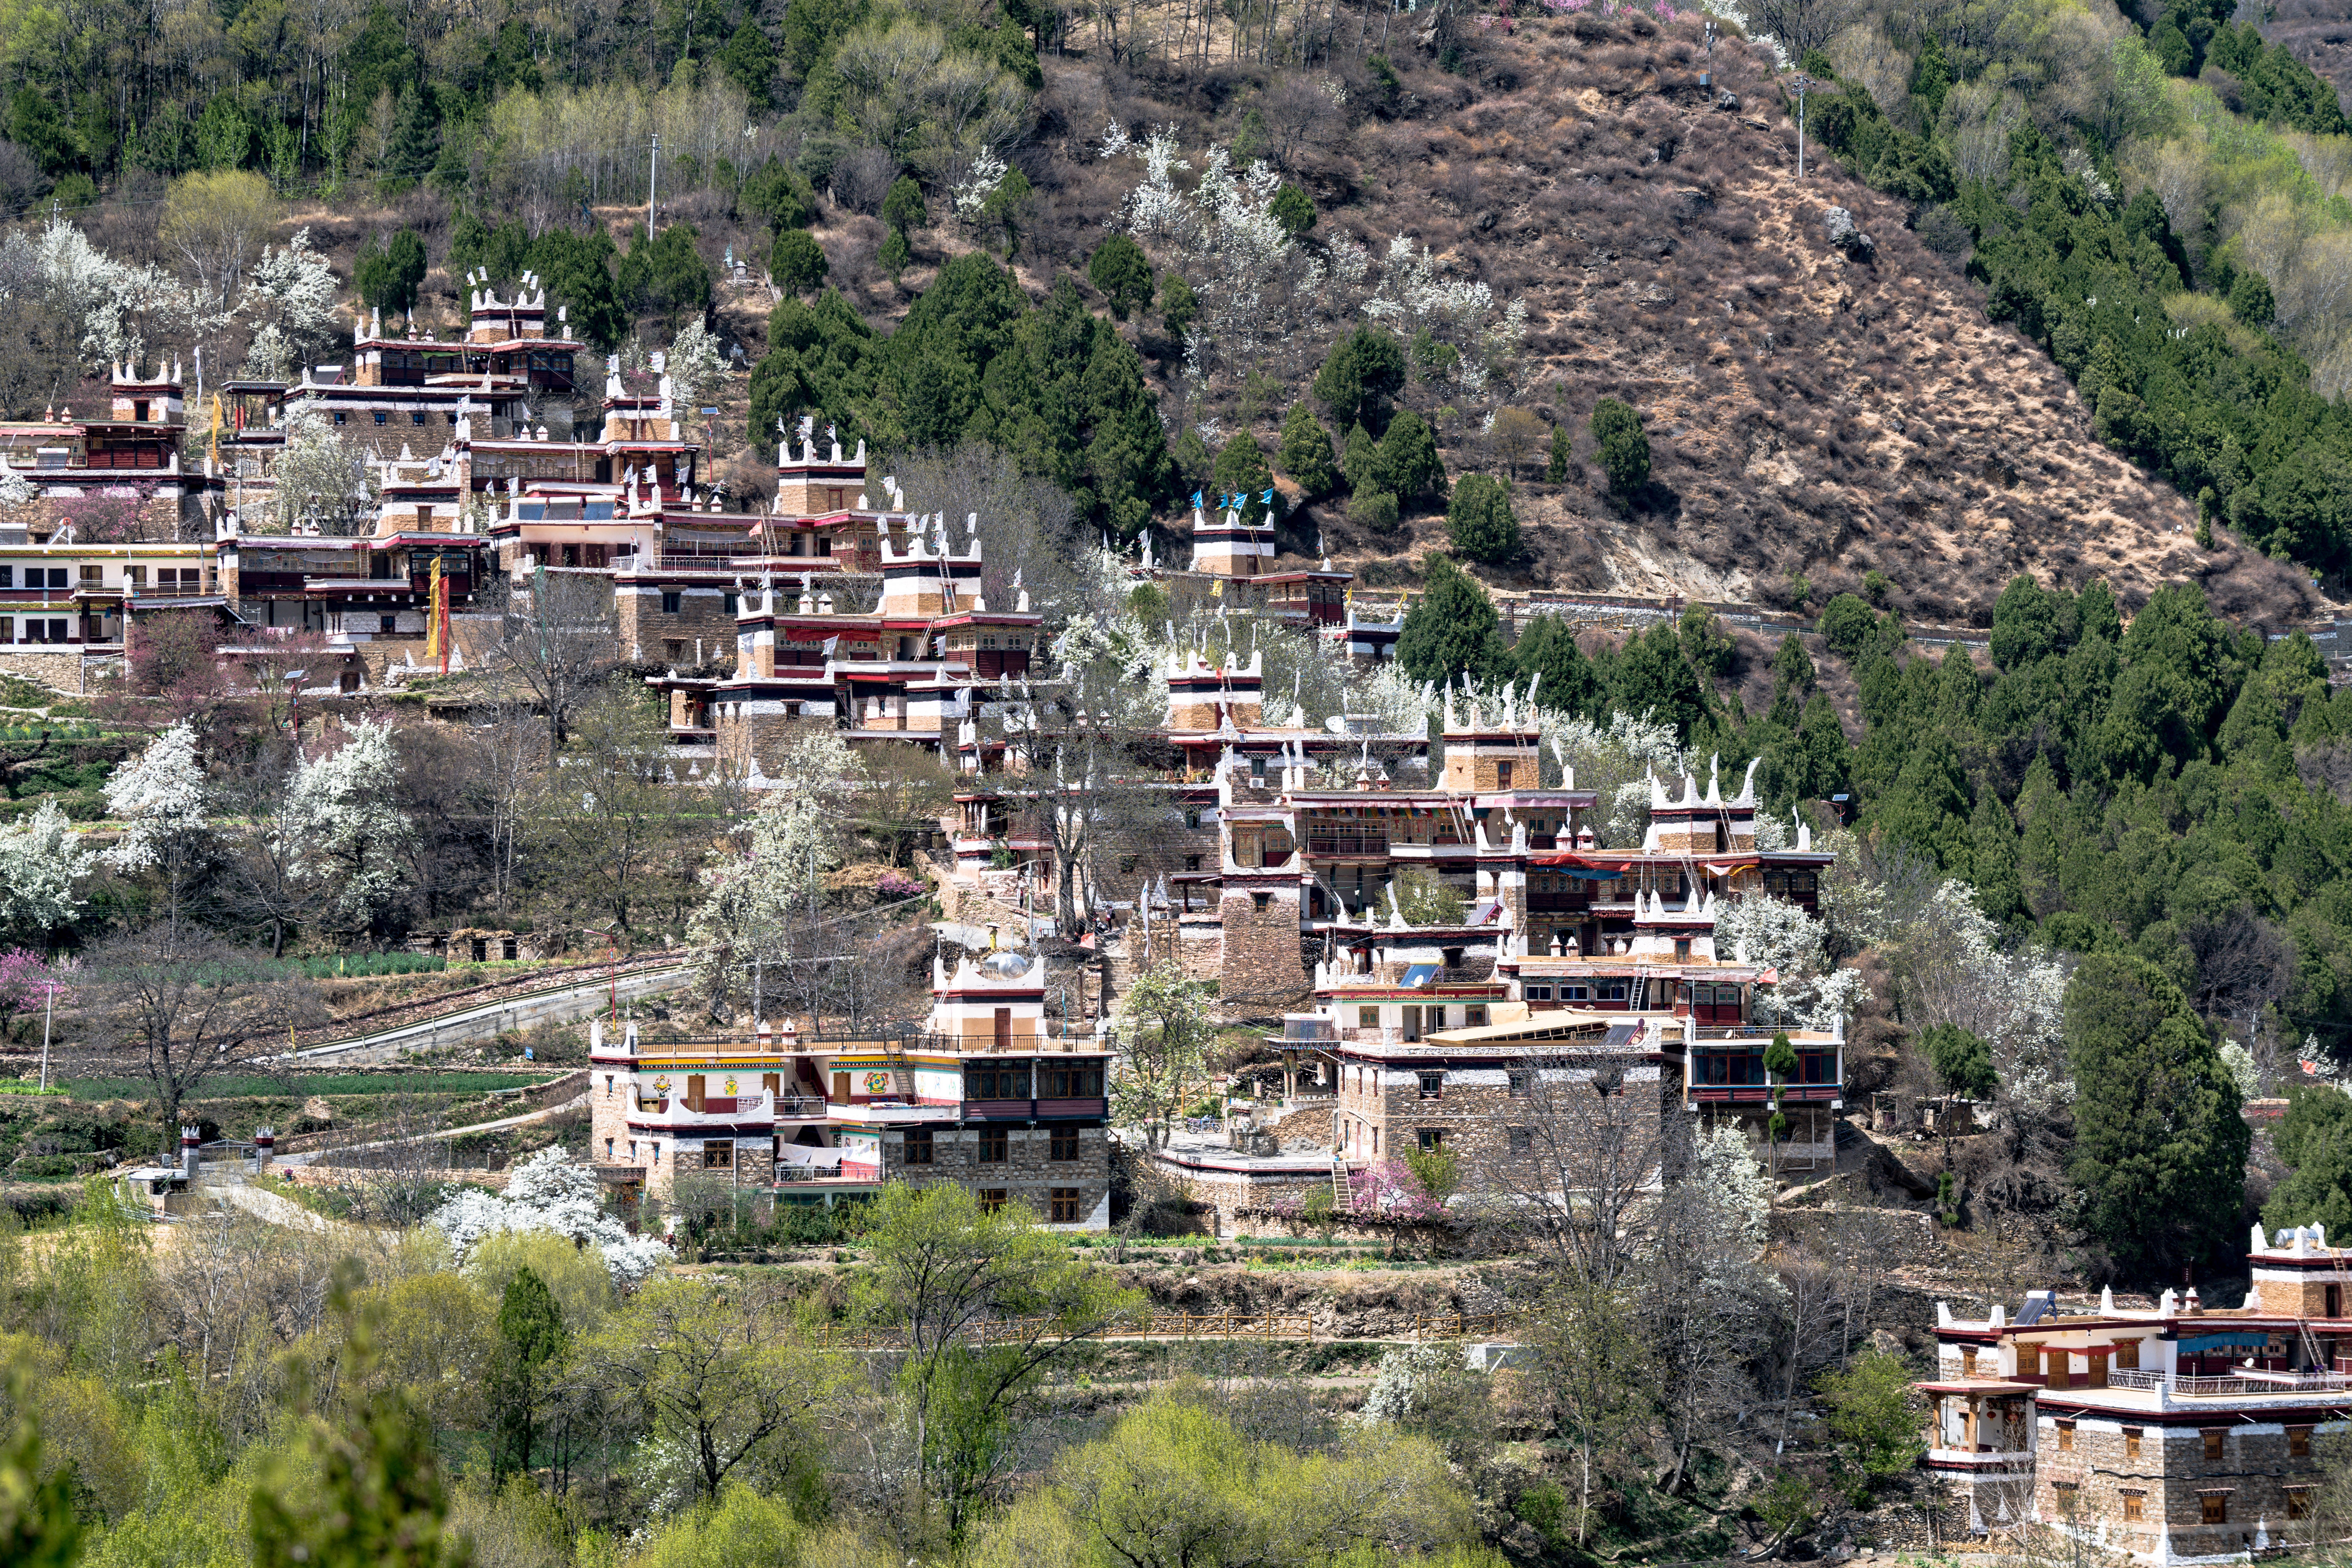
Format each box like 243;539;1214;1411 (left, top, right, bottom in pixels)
1023;14;2326;627
2266;0;2352;116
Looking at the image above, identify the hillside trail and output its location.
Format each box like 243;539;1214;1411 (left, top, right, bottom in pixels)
277;1089;590;1170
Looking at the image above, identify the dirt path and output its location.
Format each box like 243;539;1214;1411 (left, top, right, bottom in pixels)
278;1090;589;1168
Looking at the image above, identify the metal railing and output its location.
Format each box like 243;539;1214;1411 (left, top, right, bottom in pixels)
2102;1368;2352;1396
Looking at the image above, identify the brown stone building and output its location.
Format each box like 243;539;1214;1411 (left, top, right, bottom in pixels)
1922;1227;2352;1560
590;939;1109;1227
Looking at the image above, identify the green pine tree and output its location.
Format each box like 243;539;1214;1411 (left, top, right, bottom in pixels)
1340;421;1380;494
489;1267;569;1485
1276;400;1337;497
1446;473;1518;563
382;84;439;184
1087;234;1155;321
1511;614;1598;716
1967;790;2024;925
1590;396;1650;494
1396;555;1510;686
1545;422;1571;482
2064;953;2251;1278
1159;273;1197;339
1379;409;1445;505
719;20;778;108
1210;431;1273;506
771;229;829;295
1312;325;1405;431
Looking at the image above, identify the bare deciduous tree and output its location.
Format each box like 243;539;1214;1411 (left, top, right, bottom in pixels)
488;567;622;749
1748;0;1858;66
1471;1046;1667;1285
70;923;324;1160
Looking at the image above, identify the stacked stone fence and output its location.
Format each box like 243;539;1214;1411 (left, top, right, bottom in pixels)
814;1308;1514;1347
1343;585;2352;663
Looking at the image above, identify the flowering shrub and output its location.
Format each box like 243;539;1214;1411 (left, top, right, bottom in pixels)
877;870;924;899
1349;1158;1448;1220
426;1147;669;1285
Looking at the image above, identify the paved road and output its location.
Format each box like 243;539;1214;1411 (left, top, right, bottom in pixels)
272;964;695;1065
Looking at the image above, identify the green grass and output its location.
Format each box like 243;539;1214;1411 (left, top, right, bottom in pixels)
292;952;446;978
0;1084;66;1097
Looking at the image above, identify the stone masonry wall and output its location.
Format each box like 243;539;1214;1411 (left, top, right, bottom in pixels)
618;582;738;665
2032;1412;2337;1560
881;1122;1111;1228
1334;1058;1676;1177
0;649;101;694
1219;885;1307;1006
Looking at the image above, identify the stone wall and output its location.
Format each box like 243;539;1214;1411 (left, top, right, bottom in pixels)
0;648;104;694
1176;917;1223;981
715;707;845;780
1219;885;1307;1006
2030;1412;2335;1560
1163;1161;1329;1236
1334;1058;1676;1176
617;581;738;665
882;1122;1111;1229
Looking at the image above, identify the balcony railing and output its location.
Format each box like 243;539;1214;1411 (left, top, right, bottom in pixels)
2107;1368;2352;1396
1305;835;1389;857
652;553;766;572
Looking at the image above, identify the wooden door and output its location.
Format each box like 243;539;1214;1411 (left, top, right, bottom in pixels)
685;1074;705;1112
832;1071;851;1103
993;1008;1011;1051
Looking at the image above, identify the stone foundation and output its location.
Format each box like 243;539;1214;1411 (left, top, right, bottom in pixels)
0;647;112;694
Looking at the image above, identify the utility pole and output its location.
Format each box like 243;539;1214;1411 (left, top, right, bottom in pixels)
37;978;54;1092
648;133;660;234
1791;74;1819;180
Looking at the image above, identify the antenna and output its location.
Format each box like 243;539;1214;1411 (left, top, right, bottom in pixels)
1790;75;1820;181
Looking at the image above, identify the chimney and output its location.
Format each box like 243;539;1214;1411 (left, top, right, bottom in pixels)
180;1124;201;1178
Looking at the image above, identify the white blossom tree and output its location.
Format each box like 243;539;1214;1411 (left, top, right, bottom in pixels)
241;229;340;381
286;720;416;936
0;799;95;938
1885;879;2074;1117
665;315;726;413
1714;891;1869;1032
31;217;206;372
427;1147;669;1284
1101;125;1531;395
103;720;214;927
273;410;376;534
687;728;854;1019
